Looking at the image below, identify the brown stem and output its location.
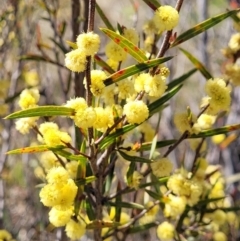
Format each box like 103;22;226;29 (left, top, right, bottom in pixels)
163;131;189;157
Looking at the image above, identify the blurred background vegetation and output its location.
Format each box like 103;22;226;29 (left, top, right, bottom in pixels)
1;0;240;240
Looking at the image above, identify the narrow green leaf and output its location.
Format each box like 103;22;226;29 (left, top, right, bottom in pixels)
104;57;173;86
101;28;147;63
99;124;138;150
6;145;54;154
118;150;152;163
108;201;144;210
142;0;160;10
149;134;158;159
197;197;225;205
49;37;68;53
180;48;212;79
94;55;115;74
87;220;119;229
166;68;197;91
127;161;136;186
138;140;176;151
148;85;182;116
5;106;75;119
128;222;158;234
19;54;65;67
75;176;96;185
171;9;239;47
96;3;115;31
52;149;86;162
189;123;240;139
66;40;78;49
86;199;96;221
145;189;161;199
139;177;169;188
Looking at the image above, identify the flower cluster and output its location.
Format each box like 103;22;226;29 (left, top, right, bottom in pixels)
65;32;100;72
39;166;85;239
15;88;40;134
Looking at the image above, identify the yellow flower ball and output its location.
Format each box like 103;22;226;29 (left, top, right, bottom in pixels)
154;5;179;32
84;70;107;97
150;158;173;177
65;48;87;72
76;32;100;55
49;206;73;227
65;219;86;240
128;171;143;189
157;221;175;241
0;230;13;240
173;112;194;134
19;88;40;109
46;166;70;184
65;97;87;114
15;117;39;134
123;100;149;124
213;231;227;241
205;78;231;114
105;41;127;62
123;28;139;45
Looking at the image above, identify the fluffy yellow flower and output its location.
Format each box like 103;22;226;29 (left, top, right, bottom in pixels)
105;41;127;62
205;78;231;114
46;166;69;184
150;158;173;177
154;5;179;32
137;121;155;141
18;88;40;109
123;28;139;45
66;161;78;179
194;158;208;179
39;122;59;135
143;19;159;35
164;194;186;218
84;70;107;96
228;33;240;53
40;152;60;171
144;73;167;97
160;66;170;78
137;201;159;226
173;112;194;134
40;180;77;208
225;63;240;86
212;209;226;226
110;208;131;224
23;70;39;86
49;206;73;227
15;117;38;134
196;114;216;130
42;129;72;147
167;171;203;206
76;32;100;55
65;48;87;72
102;84;116;105
93;107;114;132
117;79;136;99
123;100;149;124
213;231;227;241
134;73;150;93
65;97;87;114
128;171;143;189
157;221;175;241
74;107;96;129
65;219;86;240
0;230;13;240
144;35;154;52
106;58;119;71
